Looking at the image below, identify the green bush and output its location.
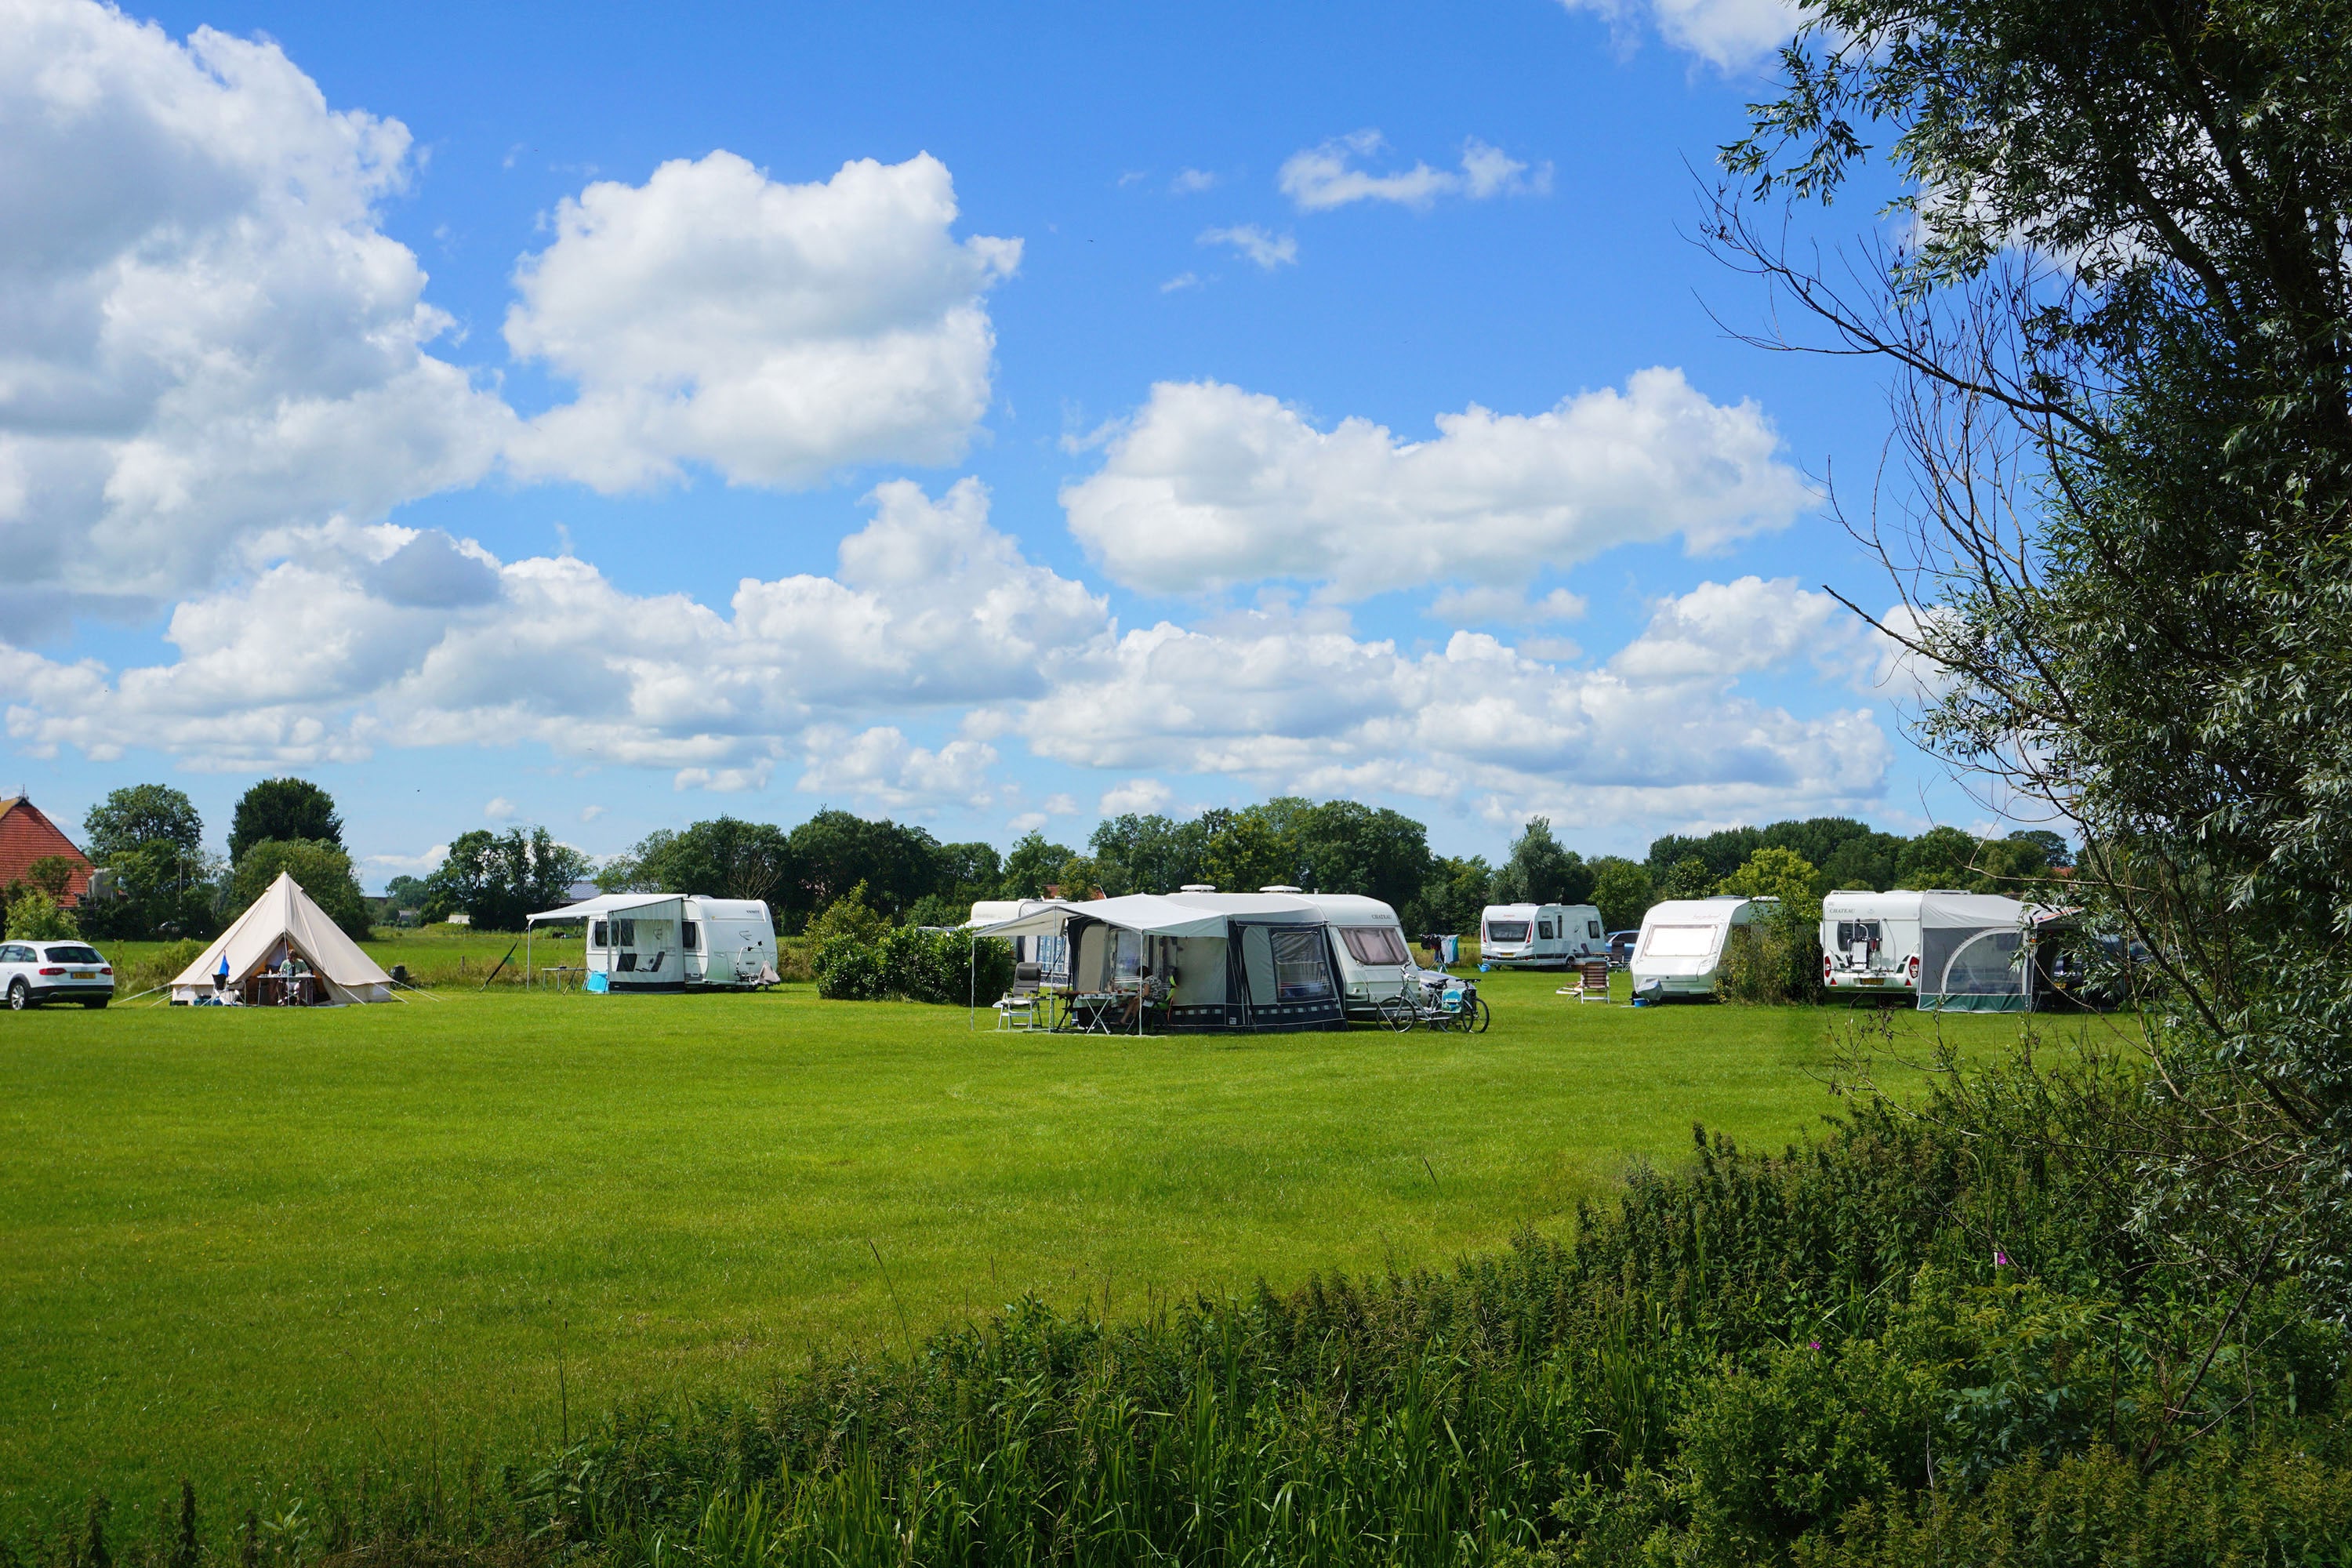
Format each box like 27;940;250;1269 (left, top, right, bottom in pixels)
1718;913;1824;1004
815;923;1011;1005
2;887;78;941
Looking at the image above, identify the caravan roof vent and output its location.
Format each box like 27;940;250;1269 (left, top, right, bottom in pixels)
1178;884;1216;893
1260;884;1304;894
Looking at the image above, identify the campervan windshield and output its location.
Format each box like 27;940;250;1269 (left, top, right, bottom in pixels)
1642;924;1717;959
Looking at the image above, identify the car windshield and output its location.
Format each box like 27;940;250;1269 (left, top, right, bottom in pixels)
1486;921;1530;943
44;946;103;964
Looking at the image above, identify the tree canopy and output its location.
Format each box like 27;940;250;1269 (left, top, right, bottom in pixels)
228;779;343;865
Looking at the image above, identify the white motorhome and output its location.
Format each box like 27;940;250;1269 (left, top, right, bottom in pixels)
1479;903;1606;968
1629;897;1769;999
1821;890;2031;1010
525;893;779;992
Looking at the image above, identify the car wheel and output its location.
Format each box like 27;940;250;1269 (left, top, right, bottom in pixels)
6;979;30;1011
83;997;108;1010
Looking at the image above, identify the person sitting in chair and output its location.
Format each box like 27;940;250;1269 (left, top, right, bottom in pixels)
1116;965;1167;1029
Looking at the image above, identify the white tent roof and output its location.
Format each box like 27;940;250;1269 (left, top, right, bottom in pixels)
975;891;1325;942
170;871;394;1003
526;891;684;924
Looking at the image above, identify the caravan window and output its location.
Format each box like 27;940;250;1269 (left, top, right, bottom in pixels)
1486;920;1530;943
1642;924;1717;959
590;920;608;949
1836;920;1883;953
1537;920;1555;940
1271;929;1334;1000
1588;920;1602;940
1339;926;1410;966
1111;928;1145;982
682;921;699;950
612;918;636;947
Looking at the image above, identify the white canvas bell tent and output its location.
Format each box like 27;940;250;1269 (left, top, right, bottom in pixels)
170;870;394;1005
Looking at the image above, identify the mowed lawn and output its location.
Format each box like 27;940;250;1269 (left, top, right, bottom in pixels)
0;975;2053;1519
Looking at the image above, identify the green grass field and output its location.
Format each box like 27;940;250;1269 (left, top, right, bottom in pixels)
0;972;2066;1525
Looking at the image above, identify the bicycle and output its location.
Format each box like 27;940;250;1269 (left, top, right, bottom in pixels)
1375;974;1490;1033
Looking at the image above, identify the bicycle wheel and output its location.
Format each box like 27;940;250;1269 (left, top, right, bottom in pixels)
1376;993;1417;1033
1468;996;1491;1033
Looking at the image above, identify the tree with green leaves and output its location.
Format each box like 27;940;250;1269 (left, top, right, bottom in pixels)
1199;807;1298;893
76;785;220;942
786;809;941;924
421;828;590;932
1662;857;1716;901
227;779;342;864
234;839;373;941
1722;0;2352;1289
84;784;203;864
1588;857;1655;934
1492;817;1592;906
1403;855;1493;939
603;817;794;903
1000;832;1076;901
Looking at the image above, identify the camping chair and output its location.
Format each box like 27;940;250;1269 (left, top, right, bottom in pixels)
641;952;665;975
993;962;1044;1031
1558;959;1612;1002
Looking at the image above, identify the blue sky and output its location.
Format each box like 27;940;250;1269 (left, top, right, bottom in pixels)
0;0;1973;890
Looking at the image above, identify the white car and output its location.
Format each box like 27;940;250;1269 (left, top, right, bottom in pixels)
1;939;116;1009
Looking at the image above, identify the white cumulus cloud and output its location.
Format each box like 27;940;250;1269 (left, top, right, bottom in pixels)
1198;224;1298;270
0;479;1107;780
1558;0;1800;72
0;0;510;637
1014;594;1891;835
1060;369;1811;599
504;150;1020;492
1278;131;1551;212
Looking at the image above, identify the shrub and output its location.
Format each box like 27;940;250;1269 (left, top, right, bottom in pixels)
118;937;209;997
815;922;1012;1004
1719;913;1824;1004
3;887;78;941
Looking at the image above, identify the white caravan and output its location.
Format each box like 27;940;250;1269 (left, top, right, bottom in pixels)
525;893;779;992
1629;897;1770;999
1292;893;1418;1017
1479;903;1606;968
1820;889;2031;1010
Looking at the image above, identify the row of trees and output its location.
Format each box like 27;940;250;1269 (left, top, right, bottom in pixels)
568;801;2072;942
50;779;376;943
41;778;2076;946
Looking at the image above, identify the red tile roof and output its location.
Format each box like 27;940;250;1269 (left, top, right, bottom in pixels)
0;797;94;906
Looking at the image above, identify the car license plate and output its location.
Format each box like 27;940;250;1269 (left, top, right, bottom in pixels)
71;971;95;980
1857;976;1882;985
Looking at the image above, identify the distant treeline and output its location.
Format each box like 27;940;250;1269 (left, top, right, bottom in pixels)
24;775;2076;942
568;800;2073;940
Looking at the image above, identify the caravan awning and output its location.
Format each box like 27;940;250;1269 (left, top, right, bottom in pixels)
973;892;1322;942
526;891;682;924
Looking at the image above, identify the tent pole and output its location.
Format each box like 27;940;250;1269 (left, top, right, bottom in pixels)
526;924;533;992
967;939;975;1032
